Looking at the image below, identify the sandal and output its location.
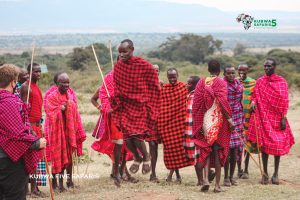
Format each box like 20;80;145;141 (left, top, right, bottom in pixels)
214;187;225;193
240;172;249;179
200;184;210;192
112;175;122;188
127;176;139;183
223;178;231;187
230;178;238;186
142;160;151;175
260;174;269;185
150;174;160;183
129;160;142;174
271;175;279;185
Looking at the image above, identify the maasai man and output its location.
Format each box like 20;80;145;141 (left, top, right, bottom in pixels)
223;65;244;187
111;39;160;175
91;70;137;187
184;76;202;185
15;68;29;97
192;60;234;193
44;72;86;192
248;58;294;185
0;64;46;200
158;68;194;183
237;64;257;179
20;63;46;197
146;64;163;183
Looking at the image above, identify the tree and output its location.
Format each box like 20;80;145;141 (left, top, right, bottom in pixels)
233;43;247;56
68;43;116;70
148;34;223;64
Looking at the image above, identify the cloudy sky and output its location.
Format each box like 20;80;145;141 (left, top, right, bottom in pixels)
158;0;300;11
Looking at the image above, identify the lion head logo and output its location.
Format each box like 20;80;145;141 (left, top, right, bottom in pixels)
236;13;254;30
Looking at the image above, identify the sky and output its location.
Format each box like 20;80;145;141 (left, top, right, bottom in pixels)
157;0;300;12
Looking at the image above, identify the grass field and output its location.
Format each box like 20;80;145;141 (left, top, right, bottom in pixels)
29;92;300;200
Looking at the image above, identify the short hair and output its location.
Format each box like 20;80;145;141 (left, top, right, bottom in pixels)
238;63;248;69
27;62;40;73
153;64;160;70
53;72;64;85
167;67;178;74
208;60;221;73
224;65;235;73
266;58;276;67
189;76;200;86
121;39;134;48
0;64;19;88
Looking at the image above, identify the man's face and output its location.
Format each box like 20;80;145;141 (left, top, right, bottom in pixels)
264;60;275;76
224;67;235;83
153;65;160;76
57;74;70;94
19;70;29;84
31;66;41;81
238;65;248;81
118;42;134;62
186;77;193;92
167;70;178;86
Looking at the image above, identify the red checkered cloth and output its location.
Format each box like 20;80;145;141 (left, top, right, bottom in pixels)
158;82;193;169
111;56;160;139
184;91;197;163
27;81;43;123
224;78;244;162
192;77;232;168
44;86;86;173
247;74;294;156
0;90;40;174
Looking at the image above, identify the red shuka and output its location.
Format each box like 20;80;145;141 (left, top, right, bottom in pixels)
111;56;160;139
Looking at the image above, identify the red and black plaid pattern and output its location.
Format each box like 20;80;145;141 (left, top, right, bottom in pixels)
192;77;232;167
184;91;196;163
247;74;294;156
111;56;160;139
158;82;193;169
0;90;40;174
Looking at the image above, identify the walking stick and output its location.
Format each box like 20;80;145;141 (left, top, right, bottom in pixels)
254;114;264;177
109;40;114;69
91;44;110;98
26;44;54;200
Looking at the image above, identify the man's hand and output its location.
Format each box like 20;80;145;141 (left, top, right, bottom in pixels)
61;104;67;111
228;118;235;131
280;117;286;130
39;138;47;149
251;102;256;112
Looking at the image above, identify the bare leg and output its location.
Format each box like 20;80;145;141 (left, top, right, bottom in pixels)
166;170;174;182
112;144;122;187
244;152;250;174
126;138;142;161
52;174;58;191
272;156;280;185
59;171;66;192
201;156;210;192
175;169;182;183
261;152;269;184
223;150;230;187
214;149;223;192
132;138;149;161
195;162;203;186
229;148;237;185
66;164;74;188
149;141;158;181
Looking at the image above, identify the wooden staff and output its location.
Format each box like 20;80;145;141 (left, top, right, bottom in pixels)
26;44;35;103
91;44;110;98
109;40;114;69
254;114;264;177
26;44;54;200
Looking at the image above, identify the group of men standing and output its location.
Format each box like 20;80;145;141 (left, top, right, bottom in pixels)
91;39;294;192
0;38;295;199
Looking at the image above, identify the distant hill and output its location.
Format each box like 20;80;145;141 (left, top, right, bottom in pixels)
1;33;300;55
